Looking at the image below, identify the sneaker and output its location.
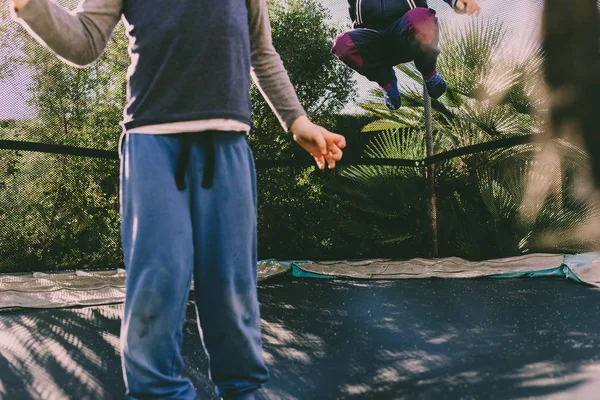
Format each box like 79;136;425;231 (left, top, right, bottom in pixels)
381;76;401;110
424;70;447;99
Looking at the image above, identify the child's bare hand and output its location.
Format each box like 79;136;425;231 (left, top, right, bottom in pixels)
455;0;481;15
290;116;346;170
10;0;30;11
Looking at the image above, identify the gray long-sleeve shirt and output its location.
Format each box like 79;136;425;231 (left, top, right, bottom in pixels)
10;0;306;133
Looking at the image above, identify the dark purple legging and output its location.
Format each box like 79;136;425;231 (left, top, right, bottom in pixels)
332;8;440;86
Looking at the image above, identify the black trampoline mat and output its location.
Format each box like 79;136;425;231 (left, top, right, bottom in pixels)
0;278;599;399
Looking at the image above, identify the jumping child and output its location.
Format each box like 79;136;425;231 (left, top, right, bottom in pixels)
332;0;481;109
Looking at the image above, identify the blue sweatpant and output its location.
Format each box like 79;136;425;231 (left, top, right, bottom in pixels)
119;131;269;399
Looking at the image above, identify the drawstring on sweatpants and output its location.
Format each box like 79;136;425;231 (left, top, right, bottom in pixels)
175;133;215;190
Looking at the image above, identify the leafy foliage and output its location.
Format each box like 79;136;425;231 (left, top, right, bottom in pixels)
0;0;358;270
329;16;599;258
251;0;358;260
249;0;356;159
0;11;127;271
1;2;596;271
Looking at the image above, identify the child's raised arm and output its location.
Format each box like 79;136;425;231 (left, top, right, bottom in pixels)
9;0;122;67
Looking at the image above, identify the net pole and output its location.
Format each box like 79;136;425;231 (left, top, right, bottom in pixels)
423;82;439;258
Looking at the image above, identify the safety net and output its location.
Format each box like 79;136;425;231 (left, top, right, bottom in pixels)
2;2;600;400
1;0;600;303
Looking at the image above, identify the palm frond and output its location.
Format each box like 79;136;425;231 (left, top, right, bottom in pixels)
363;128;425;159
438;17;507;100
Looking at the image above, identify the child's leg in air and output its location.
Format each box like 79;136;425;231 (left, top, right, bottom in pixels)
190;132;269;400
386;8;447;99
332;29;402;110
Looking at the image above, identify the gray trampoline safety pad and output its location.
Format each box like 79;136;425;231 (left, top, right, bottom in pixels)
297;254;565;279
285;253;600;287
1;253;598;310
0;269;126;310
564;252;600;287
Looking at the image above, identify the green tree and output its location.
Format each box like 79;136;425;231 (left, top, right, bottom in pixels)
1;0;359;268
330;17;599;259
249;0;358;260
360;18;543;145
0;9;19;80
0;7;127;271
249;0;356;159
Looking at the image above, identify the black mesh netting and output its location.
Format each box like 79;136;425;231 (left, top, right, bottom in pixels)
2;141;599;273
1;0;600;273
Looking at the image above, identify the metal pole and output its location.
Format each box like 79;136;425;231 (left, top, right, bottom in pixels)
423;82;439;258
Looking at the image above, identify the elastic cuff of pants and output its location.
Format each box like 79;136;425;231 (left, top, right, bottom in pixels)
424;70;437;80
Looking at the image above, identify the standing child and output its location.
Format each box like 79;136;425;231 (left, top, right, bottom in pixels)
9;0;346;399
332;0;481;110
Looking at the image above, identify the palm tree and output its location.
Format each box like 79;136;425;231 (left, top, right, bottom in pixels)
361;17;543;145
327;17;600;259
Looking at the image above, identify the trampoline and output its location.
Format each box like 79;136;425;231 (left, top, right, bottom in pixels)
2;0;600;398
0;255;599;399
